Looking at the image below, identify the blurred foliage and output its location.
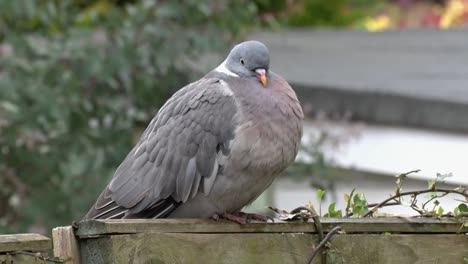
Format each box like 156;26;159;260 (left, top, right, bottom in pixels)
359;0;468;31
288;0;384;27
255;0;468;30
0;0;257;233
440;0;468;28
255;0;288;13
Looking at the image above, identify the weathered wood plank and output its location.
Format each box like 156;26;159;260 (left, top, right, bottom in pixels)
0;253;49;263
80;233;317;264
79;233;468;264
329;234;468;264
52;226;80;264
76;218;468;237
0;234;51;253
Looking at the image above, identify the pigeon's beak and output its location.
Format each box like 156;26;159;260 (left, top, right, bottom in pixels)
255;68;268;87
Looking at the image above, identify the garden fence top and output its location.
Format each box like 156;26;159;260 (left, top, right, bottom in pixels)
0;233;51;253
76;218;467;237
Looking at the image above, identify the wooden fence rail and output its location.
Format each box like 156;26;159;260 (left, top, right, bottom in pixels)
0;233;51;263
50;218;468;264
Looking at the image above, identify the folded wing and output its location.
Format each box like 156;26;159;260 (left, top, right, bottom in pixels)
84;78;238;219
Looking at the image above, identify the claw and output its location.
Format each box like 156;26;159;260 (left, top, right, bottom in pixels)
72;221;79;230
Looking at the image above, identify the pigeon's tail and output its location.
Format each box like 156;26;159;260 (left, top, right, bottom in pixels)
82;188;180;220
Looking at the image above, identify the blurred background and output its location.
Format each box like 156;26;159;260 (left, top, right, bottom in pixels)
1;0;467;234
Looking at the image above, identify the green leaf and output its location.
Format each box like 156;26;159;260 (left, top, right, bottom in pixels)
395;169;420;193
352;192;368;217
427;180;435;189
458;203;468;213
324;202;343;217
437;206;444;216
454;207;460;217
345;188;356;216
344;193;350;203
317;189;325;201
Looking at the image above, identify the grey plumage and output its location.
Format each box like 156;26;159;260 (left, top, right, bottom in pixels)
84;41;303;220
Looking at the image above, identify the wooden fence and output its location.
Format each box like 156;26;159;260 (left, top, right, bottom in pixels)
0;233;51;263
1;218;466;263
53;218;467;264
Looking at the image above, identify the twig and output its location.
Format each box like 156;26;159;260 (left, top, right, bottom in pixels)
410;205;425;215
366;201;400;208
421;192;449;211
306;226;342;264
363;188;468;217
346;202;400;217
290;206;326;264
290;206;324;241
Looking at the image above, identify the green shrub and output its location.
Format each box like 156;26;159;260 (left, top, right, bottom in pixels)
288;0;382;27
0;0;257;233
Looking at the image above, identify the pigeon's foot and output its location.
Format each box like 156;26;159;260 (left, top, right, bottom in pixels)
212;212;274;224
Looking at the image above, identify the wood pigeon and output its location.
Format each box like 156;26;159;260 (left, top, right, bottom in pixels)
83;40;304;222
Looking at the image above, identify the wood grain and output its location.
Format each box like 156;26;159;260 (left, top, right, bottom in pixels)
80;233;468;264
0;233;50;253
52;226;80;264
0;254;49;264
76;218;468;237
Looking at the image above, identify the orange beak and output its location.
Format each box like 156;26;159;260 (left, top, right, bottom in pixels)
255;68;268;87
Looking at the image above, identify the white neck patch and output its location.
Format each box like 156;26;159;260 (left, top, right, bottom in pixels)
214;60;238;77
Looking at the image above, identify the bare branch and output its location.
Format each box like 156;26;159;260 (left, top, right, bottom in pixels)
364;188;468;217
306;226;343;264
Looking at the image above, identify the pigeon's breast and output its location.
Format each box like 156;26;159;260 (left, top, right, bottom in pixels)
199;74;303;213
228;75;303;176
232;107;300;175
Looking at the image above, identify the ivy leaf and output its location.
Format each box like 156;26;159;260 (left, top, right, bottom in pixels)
458;203;468;213
345;188;356;216
427;180;435;190
454;207;461;218
395;170;420;195
437;206;444;216
324;202;343;217
344;193;350;203
352;193;368;217
317;189;326;201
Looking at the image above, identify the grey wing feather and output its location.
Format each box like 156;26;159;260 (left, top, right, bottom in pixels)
84;78;238;219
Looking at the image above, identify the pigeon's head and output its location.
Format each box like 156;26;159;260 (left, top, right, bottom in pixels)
224;40;270;87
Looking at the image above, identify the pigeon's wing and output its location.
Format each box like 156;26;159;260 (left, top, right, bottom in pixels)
84;78;238;219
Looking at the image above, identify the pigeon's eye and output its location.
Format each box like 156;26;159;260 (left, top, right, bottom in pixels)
240;59;245;65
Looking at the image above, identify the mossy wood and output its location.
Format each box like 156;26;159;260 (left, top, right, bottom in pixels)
52;226;80;264
0;254;49;264
79;233;467;264
76;218;467;237
0;234;51;253
74;218;468;264
0;234;52;264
